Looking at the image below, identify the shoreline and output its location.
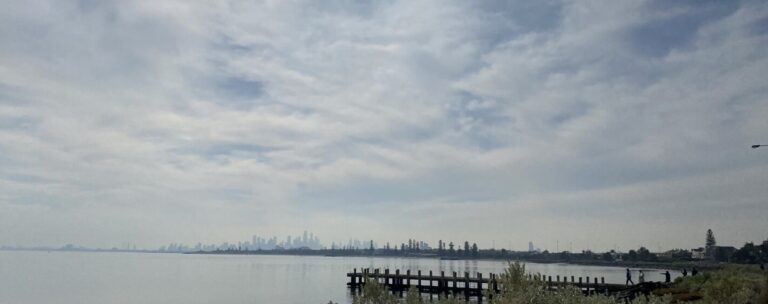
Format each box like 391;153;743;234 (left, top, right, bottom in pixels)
1;248;727;272
186;249;727;271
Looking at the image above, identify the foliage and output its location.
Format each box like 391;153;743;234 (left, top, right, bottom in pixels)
353;275;398;304
630;294;674;304
404;287;420;304
435;294;466;304
732;240;768;264
705;229;717;248
485;261;616;304
672;265;768;304
624;247;658;262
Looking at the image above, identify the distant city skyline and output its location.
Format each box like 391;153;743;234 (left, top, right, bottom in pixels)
1;1;767;252
2;227;760;255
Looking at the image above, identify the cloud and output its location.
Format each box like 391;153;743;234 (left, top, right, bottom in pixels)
0;0;766;251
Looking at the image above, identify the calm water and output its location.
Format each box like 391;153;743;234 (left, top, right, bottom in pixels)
0;251;677;303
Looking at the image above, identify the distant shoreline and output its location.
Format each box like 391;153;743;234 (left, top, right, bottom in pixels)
185;249;726;271
0;247;728;271
0;247;164;254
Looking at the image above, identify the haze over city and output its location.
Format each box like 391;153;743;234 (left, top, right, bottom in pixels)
1;0;767;253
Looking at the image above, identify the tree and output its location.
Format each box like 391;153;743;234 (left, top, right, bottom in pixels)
706;229;717;258
625;250;638;261
637;246;657;261
471;243;478;257
733;242;758;263
706;229;717;248
601;252;614;261
464;241;470;256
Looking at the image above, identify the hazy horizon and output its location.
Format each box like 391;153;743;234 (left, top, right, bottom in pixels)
1;1;767;253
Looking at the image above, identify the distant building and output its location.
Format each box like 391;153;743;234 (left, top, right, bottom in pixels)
609;251;623;261
691;247;706;259
528;241;534;252
712;246;737;262
659;249;692;259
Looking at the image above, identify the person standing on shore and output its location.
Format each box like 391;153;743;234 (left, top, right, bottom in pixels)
682;268;687;277
626;268;635;285
664;270;671;283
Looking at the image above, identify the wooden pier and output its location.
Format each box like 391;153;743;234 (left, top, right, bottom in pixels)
346;268;665;301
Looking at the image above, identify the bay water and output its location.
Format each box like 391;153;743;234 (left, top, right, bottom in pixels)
0;250;676;304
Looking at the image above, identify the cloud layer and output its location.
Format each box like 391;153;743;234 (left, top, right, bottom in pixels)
1;0;767;251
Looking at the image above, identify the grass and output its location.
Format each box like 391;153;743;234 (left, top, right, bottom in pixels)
667;264;768;303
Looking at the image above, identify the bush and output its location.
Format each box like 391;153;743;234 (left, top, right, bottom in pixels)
486;261;617;304
353;275;398;304
672;265;768;303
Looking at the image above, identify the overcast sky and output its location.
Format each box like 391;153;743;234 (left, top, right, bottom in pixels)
1;0;767;252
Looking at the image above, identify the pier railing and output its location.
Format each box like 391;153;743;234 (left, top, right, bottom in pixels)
346;268;663;301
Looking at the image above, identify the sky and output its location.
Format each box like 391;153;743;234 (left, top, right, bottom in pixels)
1;0;767;252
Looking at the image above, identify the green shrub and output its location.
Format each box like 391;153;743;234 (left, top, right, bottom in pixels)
672;265;768;304
353;275;398;304
404;286;421;304
486;261;617;304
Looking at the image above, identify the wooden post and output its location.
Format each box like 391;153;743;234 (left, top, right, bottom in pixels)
593;277;598;294
418;270;422;288
477;272;483;293
586;276;590;293
451;271;458;295
429;270;433;300
385;269;390;286
406;269;411;288
450;271;458;296
571;276;575;284
352;268;357;287
441;271;446;295
578;277;582;288
600;277;605;293
395;269;400;289
464;272;470;301
488;273;494;300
